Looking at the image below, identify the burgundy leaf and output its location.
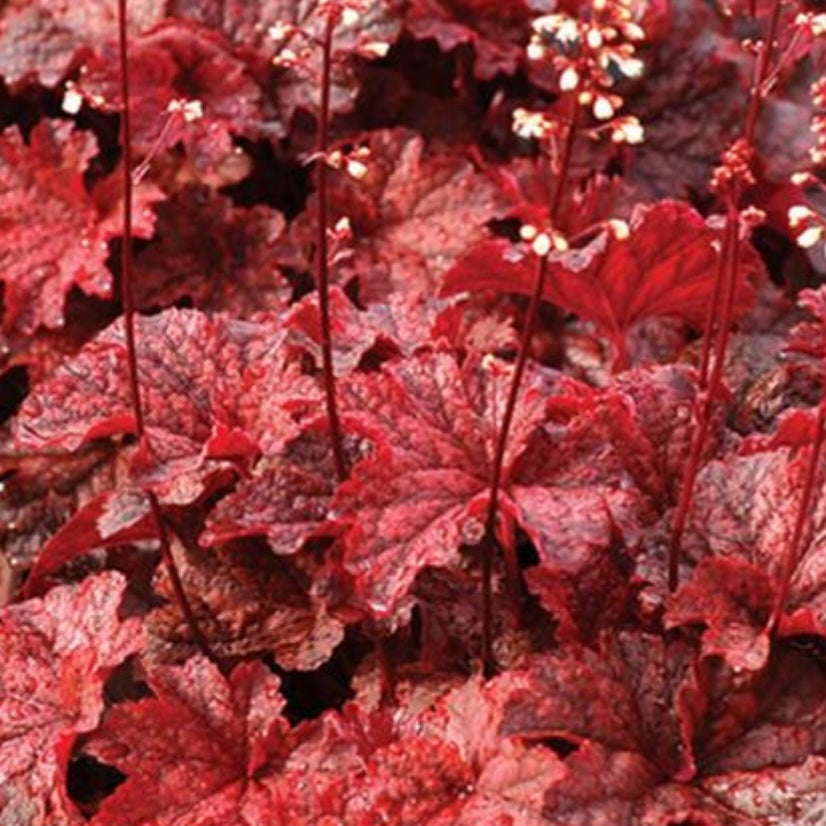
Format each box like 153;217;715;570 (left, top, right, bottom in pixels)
404;0;532;80
334;351;547;621
0;573;142;824
290;129;509;302
666;556;775;673
87;656;291;826
134;186;291;316
76;19;267;173
0;120;159;334
442;201;764;366
686;446;826;638
13;309;318;498
0;0;165;89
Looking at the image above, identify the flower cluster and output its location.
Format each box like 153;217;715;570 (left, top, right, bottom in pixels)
710;138;755;198
789;204;826;256
526;0;646;132
270;0;389;70
808;77;826;166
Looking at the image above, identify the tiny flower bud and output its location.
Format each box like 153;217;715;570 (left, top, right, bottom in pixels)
273;48;299;67
607;219;630;240
532;233;552;256
526;38;546;61
346;159;369;179
791;172;816;186
586;28;603;49
593;96;615;120
618;57;644;78
797;226;823;248
789;205;815;226
559;66;579;91
623;22;645;41
361;41;390;58
519;224;539;241
342;8;360;26
611;116;644;144
62;84;83;115
558;19;580;44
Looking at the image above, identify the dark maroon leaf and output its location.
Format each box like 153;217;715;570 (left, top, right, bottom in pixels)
13;309;318;498
134;186;291;316
87;656;291;826
404;0;532;80
147;536;344;671
443;201;764;366
0;0;165;89
0;573;142;824
0;120;159;334
290;129;509;302
76;19;267;173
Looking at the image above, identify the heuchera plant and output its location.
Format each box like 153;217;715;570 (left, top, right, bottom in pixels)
5;0;826;822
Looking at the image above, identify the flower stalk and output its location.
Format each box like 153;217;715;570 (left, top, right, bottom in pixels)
480;0;645;672
668;1;784;591
117;0;211;658
315;8;348;483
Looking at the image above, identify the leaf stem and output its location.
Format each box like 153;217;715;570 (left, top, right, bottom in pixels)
118;0;210;655
117;0;144;439
769;398;826;634
316;10;347;483
668;0;783;591
480;97;580;672
669;209;738;589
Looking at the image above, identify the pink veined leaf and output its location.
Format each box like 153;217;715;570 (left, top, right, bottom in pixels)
285;287;477;371
333;350;549;622
86;656;292;826
146;538;345;671
0;573;143;825
665;556;775;673
12;308;319;500
684;445;826;639
489;633;826;825
201;427;357;553
75;19;268;174
504;367;710;635
0;119;160;335
20;488;156;599
403;0;533;80
285;285;394;375
442;200;765;366
289;129;510;303
0;0;165;89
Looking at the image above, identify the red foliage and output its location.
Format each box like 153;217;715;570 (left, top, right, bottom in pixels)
3;0;826;823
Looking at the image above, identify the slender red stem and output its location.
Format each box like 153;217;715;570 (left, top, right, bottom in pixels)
669;212;738;589
668;0;783;591
769;398;826;634
118;0;211;655
480;98;580;672
148;494;215;659
117;0;144;439
698;218;736;388
316;11;347;483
